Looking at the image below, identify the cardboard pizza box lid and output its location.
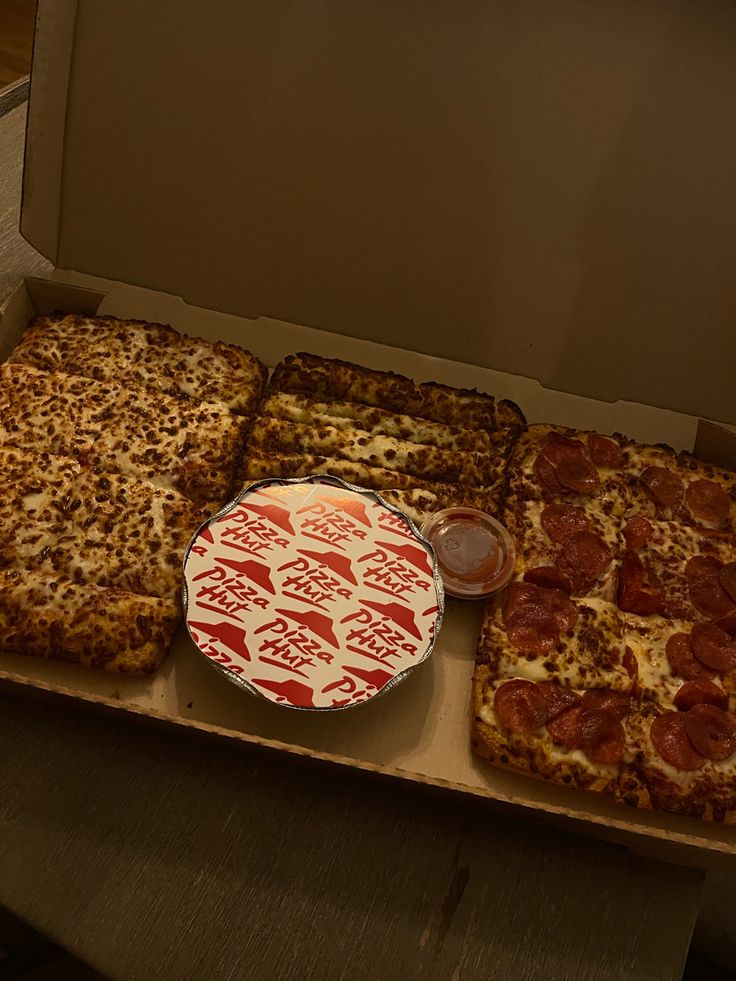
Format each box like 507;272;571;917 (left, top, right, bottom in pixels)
20;2;736;426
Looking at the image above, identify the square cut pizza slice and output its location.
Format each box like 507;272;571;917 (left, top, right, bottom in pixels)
472;670;632;796
506;424;630;519
504;495;622;603
626;612;736;708
617;516;736;622
0;445;81;568
676;451;736;535
619;696;736;823
0;364;245;506
617;439;736;535
617;612;736;821
476;583;632;692
10;313;267;416
0;569;180;674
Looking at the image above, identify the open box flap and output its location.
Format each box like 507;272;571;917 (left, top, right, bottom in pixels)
21;0;736;425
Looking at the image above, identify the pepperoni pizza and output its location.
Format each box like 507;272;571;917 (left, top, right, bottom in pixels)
473;424;736;822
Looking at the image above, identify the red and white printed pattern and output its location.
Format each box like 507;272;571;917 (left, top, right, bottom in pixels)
184;477;443;709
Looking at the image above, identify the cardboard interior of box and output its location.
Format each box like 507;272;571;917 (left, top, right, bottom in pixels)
7;0;736;865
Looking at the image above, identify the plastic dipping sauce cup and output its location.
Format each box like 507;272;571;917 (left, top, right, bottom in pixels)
421;507;515;599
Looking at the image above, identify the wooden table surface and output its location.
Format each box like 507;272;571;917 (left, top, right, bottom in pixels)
0;97;704;981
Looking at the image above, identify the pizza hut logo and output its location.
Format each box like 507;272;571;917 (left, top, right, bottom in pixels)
296;496;372;548
215;501;294;558
357;540;434;598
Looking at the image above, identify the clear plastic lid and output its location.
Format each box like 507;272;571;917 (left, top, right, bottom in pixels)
421;507;515;599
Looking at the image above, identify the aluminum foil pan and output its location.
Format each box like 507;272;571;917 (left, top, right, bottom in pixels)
183;475;445;711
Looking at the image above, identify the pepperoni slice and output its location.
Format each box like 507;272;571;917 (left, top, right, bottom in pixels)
683;704;736;761
617;552;665;616
556;458;601;495
533;452;565;494
665;632;713;681
685;479;730;526
557;531;612;582
714;612;736;636
547;705;582;749
623;646;638;681
685;555;722;581
503;581;544;619
690;623;736;671
493;679;548;733
540;504;590;544
579;709;625;765
581;689;631;720
650;712;706;771
588;434;623;469
640;466;684;509
504;608;560;654
504;582;578;633
541;432;586;465
690;578;736;618
523;566;573;594
684;556;735;618
503;582;578;654
719;562;736;603
544;589;579;634
537;681;580;721
622;515;653;551
674;679;728;712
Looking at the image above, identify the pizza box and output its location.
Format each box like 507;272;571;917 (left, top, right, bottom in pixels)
4;0;736;867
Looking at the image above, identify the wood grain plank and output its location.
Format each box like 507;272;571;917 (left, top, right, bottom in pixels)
0;0;35;88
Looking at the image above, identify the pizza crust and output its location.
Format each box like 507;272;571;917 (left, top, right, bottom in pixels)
472;667;619;796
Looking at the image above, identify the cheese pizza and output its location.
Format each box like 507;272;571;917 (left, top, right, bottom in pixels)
473;423;736;822
0;311;268;673
0;444;208;599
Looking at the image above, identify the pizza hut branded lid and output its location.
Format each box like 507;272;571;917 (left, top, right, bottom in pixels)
421;507;515;599
183;475;444;710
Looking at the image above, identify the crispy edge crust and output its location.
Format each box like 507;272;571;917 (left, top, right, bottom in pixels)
27;312;267;379
268;352;520;430
0;570;180;675
22;314;269;417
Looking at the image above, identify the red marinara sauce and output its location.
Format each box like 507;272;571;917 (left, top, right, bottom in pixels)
421;507;515;599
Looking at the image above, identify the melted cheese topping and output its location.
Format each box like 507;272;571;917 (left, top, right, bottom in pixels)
262;392;495;453
11;314;266;415
249;417;495;487
0;443;203;600
0;365;243;506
